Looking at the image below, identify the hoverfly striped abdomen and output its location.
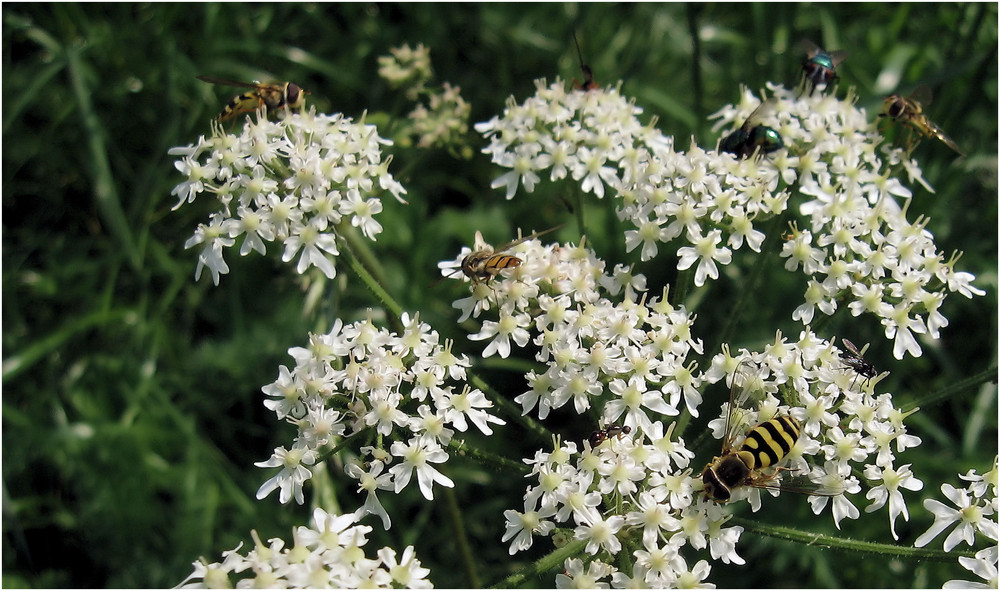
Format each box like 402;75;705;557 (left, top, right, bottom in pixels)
455;226;562;285
482;253;522;274
701;415;801;503
737;415;801;470
198;76;308;123
460;252;522;284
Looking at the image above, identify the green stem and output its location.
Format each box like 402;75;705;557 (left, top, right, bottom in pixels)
730;516;977;561
442;487;481;588
491;538;587;588
686;4;705;136
317;428;372;464
905;363;999;412
337;230;404;333
709;209;789;356
672;266;693;308
67;45;140;271
2;309;130;383
448;438;530;475
574;187;587;237
469;370;552;446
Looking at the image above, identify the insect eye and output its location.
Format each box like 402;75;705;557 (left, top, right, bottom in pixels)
286;83;302;104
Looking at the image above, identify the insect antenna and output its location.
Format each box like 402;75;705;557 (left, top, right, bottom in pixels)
571;30;595;89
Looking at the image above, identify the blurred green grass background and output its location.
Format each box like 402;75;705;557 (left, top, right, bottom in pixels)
2;3;996;588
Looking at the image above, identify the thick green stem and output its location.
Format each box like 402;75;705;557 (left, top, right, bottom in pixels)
574;187;587;237
337;229;404;333
442;487;481;588
448;438;531;475
730;516;976;561
905;363;999;412
469;370;552;446
672;266;693;308
492;538;587;588
709;209;789;356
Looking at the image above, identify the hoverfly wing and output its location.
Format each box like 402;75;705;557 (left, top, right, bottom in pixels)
196;75;264;90
909;85;934;108
492;223;565;253
752;472;846;498
720;360;765;452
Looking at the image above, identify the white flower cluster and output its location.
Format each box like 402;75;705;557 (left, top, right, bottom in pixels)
177;507;432;588
377;43;433;100
735;83;985;360
440;233;704;425
475;78;672;201
476;80;985;360
255;313;504;524
408;82;472;151
441;236;926;585
914;456;998;588
169;110;407;285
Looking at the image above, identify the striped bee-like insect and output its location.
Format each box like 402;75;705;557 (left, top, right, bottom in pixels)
452;225;564;285
700;362;807;503
197;75;308;123
840;338;878;388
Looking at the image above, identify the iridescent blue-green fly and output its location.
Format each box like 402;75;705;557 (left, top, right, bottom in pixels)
720;98;784;160
799;39;848;97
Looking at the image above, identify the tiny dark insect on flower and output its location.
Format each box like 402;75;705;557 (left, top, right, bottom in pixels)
840;338;878;389
589;424;631;448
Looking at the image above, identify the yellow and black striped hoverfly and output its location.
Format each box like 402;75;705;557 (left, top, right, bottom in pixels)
197;75;309;123
700;361;834;503
452;225;564;285
878;86;964;157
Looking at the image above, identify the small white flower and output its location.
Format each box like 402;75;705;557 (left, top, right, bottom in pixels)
501;499;556;555
346;460;394;530
864;462;924;540
254;445;319;505
574;514;626;556
676;229;732;287
389;435;455;500
944;546;999;589
914;483;999;551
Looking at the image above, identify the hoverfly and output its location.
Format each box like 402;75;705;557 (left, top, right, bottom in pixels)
449;225;564;285
588;423;632;448
840;338;878;389
799;39;848;97
197;75;308;123
878;86;964;156
719;98;785;160
571;31;599;91
700;362;832;503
